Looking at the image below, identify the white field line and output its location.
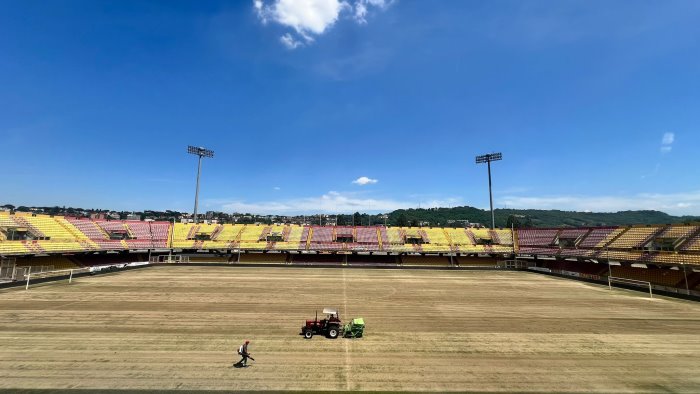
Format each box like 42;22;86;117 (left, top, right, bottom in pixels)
343;269;351;390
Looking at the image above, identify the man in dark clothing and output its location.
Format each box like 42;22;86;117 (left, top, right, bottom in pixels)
237;340;251;367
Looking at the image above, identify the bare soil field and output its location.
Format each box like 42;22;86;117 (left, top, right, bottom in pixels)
1;265;699;393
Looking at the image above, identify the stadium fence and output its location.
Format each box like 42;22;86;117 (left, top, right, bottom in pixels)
150;255;190;264
497;259;534;269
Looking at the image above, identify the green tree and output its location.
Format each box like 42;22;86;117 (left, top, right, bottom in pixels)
506;214;532;228
396;213;408;227
353;212;362;226
336;215;347;226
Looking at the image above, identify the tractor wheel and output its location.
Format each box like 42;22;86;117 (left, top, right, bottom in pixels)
304;330;313;339
328;327;339;339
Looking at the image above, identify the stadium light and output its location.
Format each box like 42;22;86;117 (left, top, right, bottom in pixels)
187;145;215;224
475;152;502;229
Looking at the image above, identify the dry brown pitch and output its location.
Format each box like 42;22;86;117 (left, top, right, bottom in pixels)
1;265;699;393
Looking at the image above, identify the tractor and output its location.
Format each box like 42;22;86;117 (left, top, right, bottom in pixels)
301;308;341;339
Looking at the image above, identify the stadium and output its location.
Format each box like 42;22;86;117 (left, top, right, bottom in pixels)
3;1;700;393
1;211;700;392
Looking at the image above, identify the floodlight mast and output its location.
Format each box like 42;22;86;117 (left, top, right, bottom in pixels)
187;146;215;224
475;152;502;229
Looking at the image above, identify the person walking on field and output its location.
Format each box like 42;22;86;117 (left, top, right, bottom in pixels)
236;340;253;367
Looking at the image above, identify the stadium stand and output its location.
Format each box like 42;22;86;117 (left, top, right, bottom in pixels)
66;218;108;239
576;227;617;248
23;215;78;240
351;227;381;251
9;215;47;238
517;228;558;247
421;228;451;252
271;225;304;250
308;226;341;251
680;230;700;252
557;228;590;244
2;213;700;278
172;223;196;248
237;225;269;250
607;226;662;249
656;225;698;240
516;228;560;256
150;222;170;248
444;228;475;251
0;241;27;255
493;229;514;245
383;228;414;253
595;227;627;248
214;224;242;243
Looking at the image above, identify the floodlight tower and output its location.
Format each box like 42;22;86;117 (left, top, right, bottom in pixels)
187;145;214;224
475;152;503;229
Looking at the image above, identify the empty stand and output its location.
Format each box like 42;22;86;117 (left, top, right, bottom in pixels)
0;216;698;271
577;228;617;248
517;229;559;247
607;226;662;249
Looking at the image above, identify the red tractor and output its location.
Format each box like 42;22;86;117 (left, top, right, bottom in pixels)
301;308;341;339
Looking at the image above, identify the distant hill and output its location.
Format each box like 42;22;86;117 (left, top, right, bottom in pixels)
386;206;700;228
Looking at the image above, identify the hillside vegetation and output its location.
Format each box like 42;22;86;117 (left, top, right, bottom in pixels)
386;206;700;228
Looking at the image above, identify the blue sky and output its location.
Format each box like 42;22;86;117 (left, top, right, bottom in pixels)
1;0;699;215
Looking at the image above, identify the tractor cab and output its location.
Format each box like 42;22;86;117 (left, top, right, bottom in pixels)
302;307;341;339
323;307;340;323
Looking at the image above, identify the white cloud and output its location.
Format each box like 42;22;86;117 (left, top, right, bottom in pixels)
354;2;368;23
662;132;675;145
209;191;459;214
352;176;378;185
273;186;281;190
254;0;392;49
499;190;700;215
354;0;391;23
660;132;674;154
280;33;303;49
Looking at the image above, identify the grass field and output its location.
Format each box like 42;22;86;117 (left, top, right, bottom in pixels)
1;265;700;393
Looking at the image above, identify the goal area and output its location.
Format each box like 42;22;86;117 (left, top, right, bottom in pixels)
23;267;92;290
608;276;653;298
